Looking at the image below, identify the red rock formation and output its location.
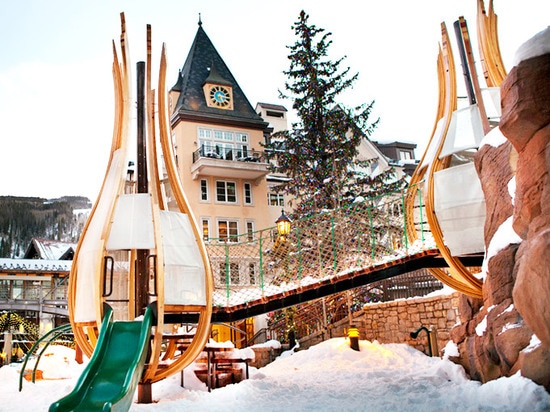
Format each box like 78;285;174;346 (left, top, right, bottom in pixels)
451;42;550;392
500;53;550;351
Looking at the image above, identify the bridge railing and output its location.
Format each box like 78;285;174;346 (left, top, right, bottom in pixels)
205;187;433;308
0;186;432;316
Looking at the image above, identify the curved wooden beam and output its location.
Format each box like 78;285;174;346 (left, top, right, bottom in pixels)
145;43;214;383
69;13;132;358
477;0;507;87
406;22;483;298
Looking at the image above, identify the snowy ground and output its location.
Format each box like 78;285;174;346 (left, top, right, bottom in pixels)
1;338;549;411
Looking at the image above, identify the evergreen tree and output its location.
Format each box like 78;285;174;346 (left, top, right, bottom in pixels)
265;10;380;217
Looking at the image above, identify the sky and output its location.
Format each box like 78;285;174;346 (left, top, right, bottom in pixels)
2;337;550;411
0;0;548;202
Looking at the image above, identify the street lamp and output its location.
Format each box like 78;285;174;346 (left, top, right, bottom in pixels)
275;209;292;238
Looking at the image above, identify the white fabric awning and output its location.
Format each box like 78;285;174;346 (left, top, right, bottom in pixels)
160;211;207;306
434;162;486;255
106;194;156;250
440;105;485;158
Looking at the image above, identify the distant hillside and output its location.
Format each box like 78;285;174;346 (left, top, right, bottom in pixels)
0;196;91;258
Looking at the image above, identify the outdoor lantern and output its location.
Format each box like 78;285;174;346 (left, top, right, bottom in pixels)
348;325;360;351
275;209;291;237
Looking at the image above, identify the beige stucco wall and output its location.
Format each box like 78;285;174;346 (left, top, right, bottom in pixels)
170;118;282;237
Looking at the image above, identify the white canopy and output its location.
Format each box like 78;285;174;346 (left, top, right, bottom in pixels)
160;211;207;306
434;162;486;255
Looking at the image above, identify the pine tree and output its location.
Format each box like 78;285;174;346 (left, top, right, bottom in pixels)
265;10;380;217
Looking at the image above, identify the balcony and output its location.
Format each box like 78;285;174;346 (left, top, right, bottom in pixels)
191;146;270;182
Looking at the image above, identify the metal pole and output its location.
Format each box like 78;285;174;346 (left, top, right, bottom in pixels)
453;20;476;105
259;237;264;293
418;187;425;244
401;192;408;251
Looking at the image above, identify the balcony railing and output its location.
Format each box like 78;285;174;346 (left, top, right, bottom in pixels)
191;146;270;181
192;146;266;164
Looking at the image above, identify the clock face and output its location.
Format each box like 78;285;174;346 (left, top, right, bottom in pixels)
209;86;231;107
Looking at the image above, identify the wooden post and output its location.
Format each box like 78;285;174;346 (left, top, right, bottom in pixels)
3;332;12;364
135;61;149;319
138;382;152;404
135;60;153;405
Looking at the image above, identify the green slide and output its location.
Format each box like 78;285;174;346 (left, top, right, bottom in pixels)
49;305;154;412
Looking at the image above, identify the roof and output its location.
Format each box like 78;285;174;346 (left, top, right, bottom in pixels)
23;238;76;260
171;22;268;130
256;103;288;112
0;258;72;273
374;140;418;150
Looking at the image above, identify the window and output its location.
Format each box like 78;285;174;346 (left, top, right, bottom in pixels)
198;127;250;160
399;150;412;160
200;179;209;201
0;280;9;299
171;131;179;166
219;262;240;285
236;133;248;143
246;221;255;241
218;219;238;242
244;182;252;205
248;263;257;285
199;129;211;139
266;110;284;118
202;219;210;241
216;181;237;203
268;193;284;207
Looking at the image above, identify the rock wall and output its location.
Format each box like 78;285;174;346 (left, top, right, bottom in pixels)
451;40;550;391
298;292;461;356
249;346;281;368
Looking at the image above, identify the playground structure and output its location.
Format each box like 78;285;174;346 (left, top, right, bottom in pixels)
55;14;214;407
2;0;508;408
49;305;154;411
404;0;506;299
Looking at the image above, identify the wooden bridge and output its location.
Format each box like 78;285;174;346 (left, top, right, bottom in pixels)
0;188;483;322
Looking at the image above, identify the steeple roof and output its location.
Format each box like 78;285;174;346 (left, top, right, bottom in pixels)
171;22;268;130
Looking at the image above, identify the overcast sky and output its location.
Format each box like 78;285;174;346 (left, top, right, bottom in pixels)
0;0;547;201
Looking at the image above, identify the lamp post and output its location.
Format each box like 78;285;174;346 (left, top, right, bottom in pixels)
410;326;434;356
275;209;291;240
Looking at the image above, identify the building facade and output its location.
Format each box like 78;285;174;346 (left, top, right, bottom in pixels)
168;21;287;249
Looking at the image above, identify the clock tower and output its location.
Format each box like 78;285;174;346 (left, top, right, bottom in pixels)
202;65;234;110
168;17;278;248
167;16;287;347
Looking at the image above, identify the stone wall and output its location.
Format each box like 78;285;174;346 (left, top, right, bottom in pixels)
249;346;281;369
298;292;461;356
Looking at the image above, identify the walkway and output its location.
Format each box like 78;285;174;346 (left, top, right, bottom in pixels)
0;189;483;321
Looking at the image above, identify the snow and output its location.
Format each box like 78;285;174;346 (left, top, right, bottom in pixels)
479;125;507;149
2;339;549;411
475;315;487;336
524;335;543;354
512;26;550;67
509;176;516;206
485;216;522;262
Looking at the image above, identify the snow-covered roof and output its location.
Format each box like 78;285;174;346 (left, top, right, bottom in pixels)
0;258;72;273
23;238;76;260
